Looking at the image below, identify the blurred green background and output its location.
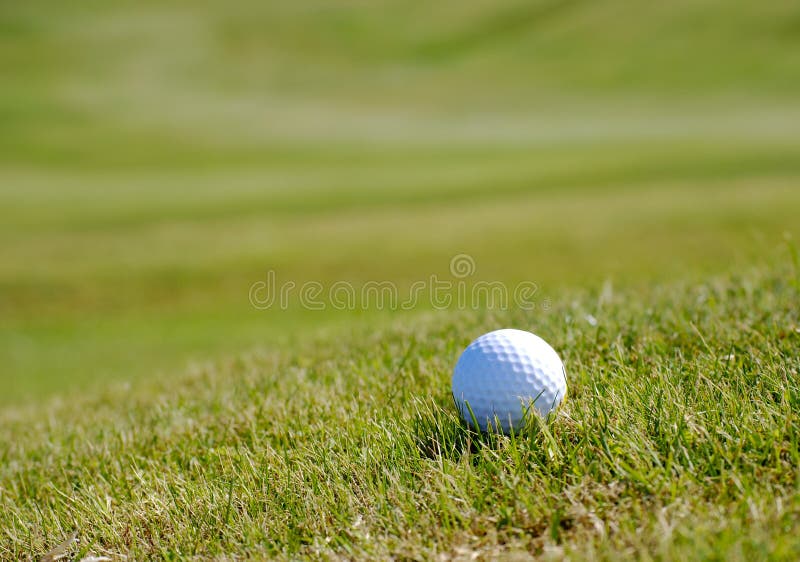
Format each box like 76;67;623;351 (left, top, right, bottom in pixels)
2;0;800;404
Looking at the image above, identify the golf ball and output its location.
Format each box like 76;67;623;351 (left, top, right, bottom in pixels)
452;329;567;433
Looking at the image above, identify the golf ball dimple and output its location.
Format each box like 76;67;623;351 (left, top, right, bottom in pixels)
451;329;567;433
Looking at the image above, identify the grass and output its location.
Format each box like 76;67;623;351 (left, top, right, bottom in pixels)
4;153;800;404
2;0;800;405
2;0;800;559
1;262;798;559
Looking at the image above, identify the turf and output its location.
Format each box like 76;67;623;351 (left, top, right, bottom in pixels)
3;0;800;404
2;262;799;559
2;0;800;559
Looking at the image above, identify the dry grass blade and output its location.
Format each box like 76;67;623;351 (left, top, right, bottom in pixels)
40;530;78;562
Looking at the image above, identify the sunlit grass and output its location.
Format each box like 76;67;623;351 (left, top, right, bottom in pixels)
2;263;798;559
2;0;800;558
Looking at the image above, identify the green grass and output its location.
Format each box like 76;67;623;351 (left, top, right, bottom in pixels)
3;149;800;404
2;263;799;559
2;0;800;559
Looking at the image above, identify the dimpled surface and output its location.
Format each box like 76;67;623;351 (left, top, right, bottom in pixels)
452;329;567;433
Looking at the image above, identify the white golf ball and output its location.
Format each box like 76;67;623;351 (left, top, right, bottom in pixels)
452;329;567;433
